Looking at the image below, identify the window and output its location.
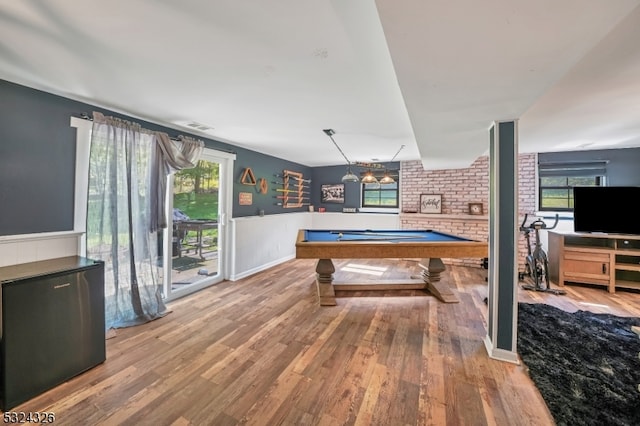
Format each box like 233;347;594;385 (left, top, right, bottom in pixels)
361;181;399;208
538;161;607;211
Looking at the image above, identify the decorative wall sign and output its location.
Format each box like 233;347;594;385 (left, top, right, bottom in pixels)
419;194;442;214
239;192;253;205
258;178;268;194
354;161;385;169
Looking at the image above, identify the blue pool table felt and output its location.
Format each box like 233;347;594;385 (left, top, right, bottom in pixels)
302;229;472;242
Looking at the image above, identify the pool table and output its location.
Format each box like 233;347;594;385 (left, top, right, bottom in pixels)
296;229;488;305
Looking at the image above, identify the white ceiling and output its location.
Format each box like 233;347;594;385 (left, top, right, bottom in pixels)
1;0;639;169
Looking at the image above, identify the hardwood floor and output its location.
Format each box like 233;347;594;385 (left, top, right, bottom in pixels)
8;258;640;425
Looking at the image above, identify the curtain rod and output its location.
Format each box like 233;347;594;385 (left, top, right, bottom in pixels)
76;112;236;155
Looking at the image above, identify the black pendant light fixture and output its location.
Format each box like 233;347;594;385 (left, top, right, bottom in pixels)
323;129;359;183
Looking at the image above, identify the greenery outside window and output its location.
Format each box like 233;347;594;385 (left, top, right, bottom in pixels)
538;161;606;211
362;181;399;208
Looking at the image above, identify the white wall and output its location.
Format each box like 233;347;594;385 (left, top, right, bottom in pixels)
228;212;400;280
536;214;575;253
0;232;83;268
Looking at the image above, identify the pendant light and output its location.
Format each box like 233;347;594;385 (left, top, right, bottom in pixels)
379;173;395;184
361;170;378;184
379;144;406;184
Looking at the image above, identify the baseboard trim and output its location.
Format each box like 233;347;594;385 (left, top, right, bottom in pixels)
229;254;296;281
483;335;520;364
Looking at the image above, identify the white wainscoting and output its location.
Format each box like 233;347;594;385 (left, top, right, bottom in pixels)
228;212;400;280
0;232;83;268
0;212;400;277
228;213;311;280
309;212;400;230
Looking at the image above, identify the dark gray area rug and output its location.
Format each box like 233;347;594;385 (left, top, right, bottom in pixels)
517;302;640;426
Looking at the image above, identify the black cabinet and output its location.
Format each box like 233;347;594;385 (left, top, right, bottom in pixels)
1;256;105;410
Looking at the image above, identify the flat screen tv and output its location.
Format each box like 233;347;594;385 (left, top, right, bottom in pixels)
573;186;640;235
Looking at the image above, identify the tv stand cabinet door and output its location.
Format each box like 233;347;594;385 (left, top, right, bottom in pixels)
562;249;613;291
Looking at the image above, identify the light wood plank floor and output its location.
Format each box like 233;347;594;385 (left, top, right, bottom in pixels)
9;258;640;425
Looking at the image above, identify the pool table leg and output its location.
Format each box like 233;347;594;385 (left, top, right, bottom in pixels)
418;258;459;303
315;259;337;306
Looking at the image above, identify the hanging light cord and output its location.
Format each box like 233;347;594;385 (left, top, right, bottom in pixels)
323;129;352;165
390;144;405;162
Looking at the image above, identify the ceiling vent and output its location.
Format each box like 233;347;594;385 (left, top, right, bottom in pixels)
185;121;214;132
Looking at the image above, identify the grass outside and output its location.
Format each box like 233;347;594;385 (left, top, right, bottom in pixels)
540;197;573;209
174;192;219;220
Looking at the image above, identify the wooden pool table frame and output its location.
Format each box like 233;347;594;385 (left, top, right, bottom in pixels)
295;229;488;305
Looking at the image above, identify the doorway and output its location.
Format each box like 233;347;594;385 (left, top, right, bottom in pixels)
162;148;235;301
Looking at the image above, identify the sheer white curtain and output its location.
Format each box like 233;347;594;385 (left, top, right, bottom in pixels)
87;112;203;329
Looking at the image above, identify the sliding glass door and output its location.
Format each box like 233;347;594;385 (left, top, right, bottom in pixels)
162;148;234;301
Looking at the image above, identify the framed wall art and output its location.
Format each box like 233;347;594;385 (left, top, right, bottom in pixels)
419;194;442;214
321;184;345;203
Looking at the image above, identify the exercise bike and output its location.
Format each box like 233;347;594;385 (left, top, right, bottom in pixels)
519;213;566;295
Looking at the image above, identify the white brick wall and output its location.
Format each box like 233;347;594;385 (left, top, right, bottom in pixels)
400;153;536;270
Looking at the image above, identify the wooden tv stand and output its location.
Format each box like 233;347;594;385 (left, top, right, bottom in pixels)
548;231;640;293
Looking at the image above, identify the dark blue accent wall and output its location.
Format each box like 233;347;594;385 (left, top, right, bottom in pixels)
0;79;312;235
496;121;516;350
539;148;640;185
487;124;495;339
309;165;360;212
233;151;312;217
0;80;77;235
309;163;399;212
